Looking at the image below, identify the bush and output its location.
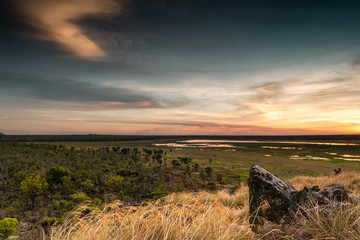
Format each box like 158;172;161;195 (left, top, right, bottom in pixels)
151;190;168;200
40;217;56;234
65;201;74;211
0;218;18;239
117;191;124;200
205;167;213;177
171;160;181;169
105;176;124;192
6;207;16;217
40;217;64;234
71;192;91;204
205;182;217;192
20;174;48;207
46;166;71;185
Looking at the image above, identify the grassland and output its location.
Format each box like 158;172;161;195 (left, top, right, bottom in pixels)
45;138;360;183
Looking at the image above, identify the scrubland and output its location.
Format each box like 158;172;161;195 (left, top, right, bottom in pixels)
2;139;360;239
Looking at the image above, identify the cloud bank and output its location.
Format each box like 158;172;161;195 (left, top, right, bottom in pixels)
17;0;120;61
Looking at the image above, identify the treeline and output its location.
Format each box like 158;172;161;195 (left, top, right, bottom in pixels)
1;134;360;143
0;135;182;142
0;143;221;238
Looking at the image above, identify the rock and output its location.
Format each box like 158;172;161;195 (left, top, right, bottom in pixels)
248;165;352;230
297;184;350;206
248;165;298;225
350;195;360;203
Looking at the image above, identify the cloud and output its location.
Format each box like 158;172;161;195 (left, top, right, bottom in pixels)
231;63;360;133
182;122;323;135
17;0;120;61
0;72;188;109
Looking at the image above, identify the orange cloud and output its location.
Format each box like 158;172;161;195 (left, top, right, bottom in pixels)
18;0;120;61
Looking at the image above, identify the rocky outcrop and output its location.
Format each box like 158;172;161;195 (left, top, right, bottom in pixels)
248;164;298;226
248;165;351;230
297;184;350;206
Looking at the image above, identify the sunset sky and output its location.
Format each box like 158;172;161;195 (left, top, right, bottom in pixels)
1;0;360;135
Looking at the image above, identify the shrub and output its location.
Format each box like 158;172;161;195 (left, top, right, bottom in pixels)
20;174;48;207
70;192;91;204
65;201;74;211
40;217;57;234
151;190;168;200
105;176;124;192
205;182;217;192
205;167;213;177
46;166;71;185
117;191;124;200
40;217;64;234
0;218;18;239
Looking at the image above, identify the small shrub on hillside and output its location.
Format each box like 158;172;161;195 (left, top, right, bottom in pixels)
70;192;90;204
117;191;124;200
205;181;218;192
0;218;18;239
151;190;168;200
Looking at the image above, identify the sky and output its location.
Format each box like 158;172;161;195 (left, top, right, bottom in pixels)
1;0;360;135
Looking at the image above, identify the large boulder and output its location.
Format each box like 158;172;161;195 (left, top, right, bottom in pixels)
248;165;351;230
248;165;298;226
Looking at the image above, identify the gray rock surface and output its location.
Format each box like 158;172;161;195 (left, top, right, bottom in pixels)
248;165;298;226
297;184;350;206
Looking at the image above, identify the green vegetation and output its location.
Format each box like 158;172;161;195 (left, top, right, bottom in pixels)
0;142;220;238
20;175;48;208
0;218;18;239
1;137;360;238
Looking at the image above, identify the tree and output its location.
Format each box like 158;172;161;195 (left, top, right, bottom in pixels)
20;175;48;208
179;157;192;164
171;160;181;169
185;165;191;175
105;175;124;192
121;148;130;155
0;218;18;239
0;157;8;194
193;163;200;172
45;166;71;185
216;173;223;183
205;182;217;192
205;167;213;178
81;179;95;194
62;176;74;200
70;192;91;204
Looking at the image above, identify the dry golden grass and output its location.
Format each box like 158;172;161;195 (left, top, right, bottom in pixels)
289;171;360;195
261;201;360;240
51;171;360;240
50;191;254;240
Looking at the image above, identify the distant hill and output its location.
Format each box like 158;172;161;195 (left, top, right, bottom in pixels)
0;132;4;135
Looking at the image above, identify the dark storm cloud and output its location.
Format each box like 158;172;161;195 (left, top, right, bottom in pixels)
0;72;187;109
3;0;360;80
